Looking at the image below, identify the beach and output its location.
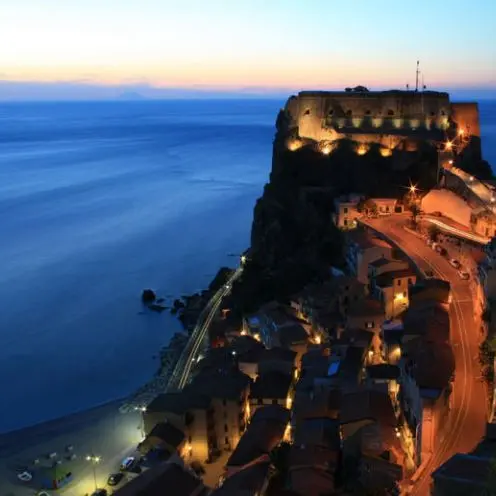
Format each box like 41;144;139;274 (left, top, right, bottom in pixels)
0;401;142;496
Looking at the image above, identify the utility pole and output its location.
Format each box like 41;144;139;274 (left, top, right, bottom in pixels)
415;60;420;92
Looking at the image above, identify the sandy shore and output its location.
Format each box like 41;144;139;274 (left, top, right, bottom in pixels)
0;400;142;496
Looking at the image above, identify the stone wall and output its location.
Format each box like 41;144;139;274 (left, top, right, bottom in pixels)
450;102;480;137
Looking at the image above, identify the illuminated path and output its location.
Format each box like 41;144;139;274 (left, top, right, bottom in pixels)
360;216;486;496
167;266;243;392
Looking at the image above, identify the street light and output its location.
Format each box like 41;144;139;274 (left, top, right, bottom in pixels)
86;454;100;491
134;406;146;438
240;255;246;265
445;141;453;150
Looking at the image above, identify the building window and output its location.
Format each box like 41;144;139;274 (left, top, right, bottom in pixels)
343;207;348;214
328;109;334;115
397;279;401;286
225;436;229;445
365;110;371;115
224;424;228;432
366;321;374;329
386;206;390;212
344;219;348;226
304;109;310;116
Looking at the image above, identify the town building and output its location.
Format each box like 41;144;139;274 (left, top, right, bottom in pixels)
346;228;394;284
138;421;186;459
249;370;293;414
333;194;362;229
346;298;385;356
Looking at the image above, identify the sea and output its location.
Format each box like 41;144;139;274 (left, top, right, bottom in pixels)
0;99;495;434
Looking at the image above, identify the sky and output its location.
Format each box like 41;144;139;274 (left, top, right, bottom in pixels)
1;0;495;99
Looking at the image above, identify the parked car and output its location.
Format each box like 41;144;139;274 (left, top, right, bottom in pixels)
426;239;433;247
17;471;32;482
91;490;107;496
107;473;124;486
450;259;461;269
120;456;136;471
435;245;447;256
458;270;470;280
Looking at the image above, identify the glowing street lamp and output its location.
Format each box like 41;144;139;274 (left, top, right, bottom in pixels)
240;255;246;265
458;128;465;136
445;141;453;151
86;454;101;491
134;406;146;438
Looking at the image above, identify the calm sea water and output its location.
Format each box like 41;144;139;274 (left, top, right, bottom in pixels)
0;99;495;433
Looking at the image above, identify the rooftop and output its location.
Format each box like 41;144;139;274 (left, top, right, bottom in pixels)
112;461;206;496
188;367;251;400
432;453;491;487
250;371;293;400
403;300;450;343
278;323;309;348
227;405;290;467
347;298;384;318
341;389;397;427
294;417;341;450
259;347;296;363
346;228;393;251
404;338;454;393
145;421;185;449
366;364;400;381
211;461;271;496
375;268;416;288
146;392;210;415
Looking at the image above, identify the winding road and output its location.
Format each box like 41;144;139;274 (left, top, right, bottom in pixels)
167;266;243;391
362;216;486;495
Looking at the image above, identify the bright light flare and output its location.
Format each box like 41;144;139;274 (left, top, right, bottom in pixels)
445;141;453;150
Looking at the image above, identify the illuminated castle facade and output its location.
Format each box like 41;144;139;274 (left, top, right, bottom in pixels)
283;89;480;155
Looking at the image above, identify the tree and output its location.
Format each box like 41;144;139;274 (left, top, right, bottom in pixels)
410;203;421;226
427;224;440;242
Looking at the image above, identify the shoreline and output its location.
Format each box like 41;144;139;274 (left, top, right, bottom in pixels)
0;398;125;457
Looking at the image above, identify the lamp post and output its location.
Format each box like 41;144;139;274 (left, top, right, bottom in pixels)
134;406;146;438
85;454;100;491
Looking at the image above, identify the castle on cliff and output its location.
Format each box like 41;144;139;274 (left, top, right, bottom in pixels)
283;87;480;157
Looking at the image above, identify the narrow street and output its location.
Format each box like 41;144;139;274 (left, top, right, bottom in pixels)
364;215;487;495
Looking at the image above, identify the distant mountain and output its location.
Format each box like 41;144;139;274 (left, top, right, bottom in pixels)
119;91;145;100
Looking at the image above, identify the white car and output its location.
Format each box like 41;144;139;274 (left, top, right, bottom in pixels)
458;270;470;280
450;259;461;269
17;471;33;482
120;456;136;471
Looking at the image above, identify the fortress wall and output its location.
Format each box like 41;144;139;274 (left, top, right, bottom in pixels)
450;102;480;137
291;91;451;142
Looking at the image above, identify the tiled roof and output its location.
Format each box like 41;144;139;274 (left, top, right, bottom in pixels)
112;461;206;496
146;392;210;415
250;371;292;400
432;453;491;486
366;364;400;380
403;301;450;343
347;298;384;318
211;461;271;495
147;421;185;449
259;347;296;363
227;406;290;467
340;390;397;427
294;418;341;450
404;338;454;392
188;367;251;400
346;228;392;250
279;324;309;347
375;268;416;288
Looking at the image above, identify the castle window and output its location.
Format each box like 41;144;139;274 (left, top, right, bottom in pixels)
304;109;310;116
365;110;371;115
346;110;352;116
430;111;436;117
328;109;334;116
387;109;394;116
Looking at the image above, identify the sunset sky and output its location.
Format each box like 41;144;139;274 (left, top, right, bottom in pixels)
1;0;495;98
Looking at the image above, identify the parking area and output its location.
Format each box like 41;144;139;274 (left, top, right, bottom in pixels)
0;402;143;496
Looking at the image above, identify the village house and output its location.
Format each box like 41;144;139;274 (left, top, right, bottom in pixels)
138;420;186;459
380;320;404;364
333;194;362;229
370;267;417;319
143;365;251;463
346;297;386;356
346;228;395;284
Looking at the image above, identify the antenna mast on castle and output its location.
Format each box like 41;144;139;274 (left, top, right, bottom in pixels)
415;60;420;92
